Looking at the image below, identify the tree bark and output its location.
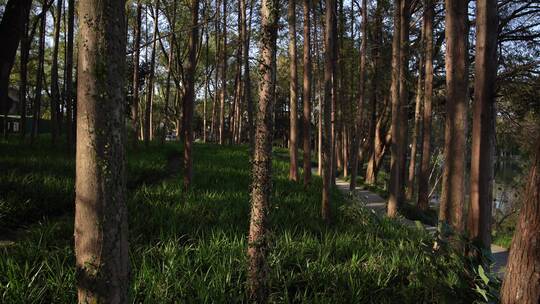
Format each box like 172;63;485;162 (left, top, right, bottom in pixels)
397;0;410;204
288;0;300;181
50;0;63;144
467;0;498;251
322;0;336;223
19;8;31;139
388;0;402;217
302;0;312;186
439;0;469;235
500;139;540;304
75;0;129;301
131;1;142;144
350;0;368;191
247;0;278;301
417;0;434;211
183;0;200;191
211;0;221;142
241;0;254;152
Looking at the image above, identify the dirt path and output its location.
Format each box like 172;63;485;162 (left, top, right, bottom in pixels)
313;168;508;278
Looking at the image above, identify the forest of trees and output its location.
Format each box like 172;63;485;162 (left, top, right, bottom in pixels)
0;0;539;302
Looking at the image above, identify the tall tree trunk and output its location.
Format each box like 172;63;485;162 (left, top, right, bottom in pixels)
397;0;410;204
65;0;75;147
144;0;159;146
19;9;31;139
302;0;312;186
0;0;33;129
247;0;278;301
219;0;228;145
31;1;47;143
183;0;200;191
330;0;338;186
50;0;63;144
500;139;540;303
75;0;129;301
241;0;254;152
163;0;176;144
288;0;299;181
322;0;336;223
211;0;221;142
467;0;498;252
203;10;209;143
417;0;434;211
350;0;368;191
387;0;402;217
406;45;424;201
439;0;469;235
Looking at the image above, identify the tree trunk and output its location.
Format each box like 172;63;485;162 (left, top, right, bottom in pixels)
388;0;402;217
0;0;33;127
417;0;434;211
288;0;299;181
219;0;228;145
203;11;209;143
500;139;540;303
19;10;31;139
349;0;368;191
162;0;176;144
144;0;159;146
132;1;142;144
397;0;410;204
211;0;221;142
50;0;63;144
302;0;312;186
75;0;129;301
183;0;200;191
31;1;47;143
439;0;469;235
467;0;498;252
322;0;336;223
65;0;75;147
406;46;424;201
241;0;254;152
247;0;278;301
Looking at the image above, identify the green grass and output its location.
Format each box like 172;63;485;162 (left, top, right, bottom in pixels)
0;138;496;303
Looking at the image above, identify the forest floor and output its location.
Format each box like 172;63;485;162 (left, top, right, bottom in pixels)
0;138;499;303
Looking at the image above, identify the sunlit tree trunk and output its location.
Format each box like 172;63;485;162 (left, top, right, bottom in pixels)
500;139;540;303
302;0;312;185
388;0;402;217
74;0;129;301
322;0;336;223
182;0;200;191
439;0;469;235
417;0;434;211
467;0;498;252
247;0;278;301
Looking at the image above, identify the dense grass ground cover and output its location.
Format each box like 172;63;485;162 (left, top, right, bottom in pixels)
0;138;496;303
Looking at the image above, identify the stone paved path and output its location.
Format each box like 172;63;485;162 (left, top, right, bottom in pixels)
315;168;508;278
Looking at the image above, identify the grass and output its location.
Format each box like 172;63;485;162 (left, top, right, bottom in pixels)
0;137;497;303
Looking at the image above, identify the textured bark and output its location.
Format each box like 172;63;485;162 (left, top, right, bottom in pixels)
388;0;402;218
75;0;129;301
65;0;75;147
417;0;434;211
349;0;368;191
322;0;336;223
288;0;300;181
302;0;312;186
50;0;63;144
31;1;47;142
500;140;540;304
219;0;228;145
439;0;469;234
467;0;498;251
131;1;142;144
247;0;278;301
0;0;33;124
183;0;200;191
144;0;159;146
